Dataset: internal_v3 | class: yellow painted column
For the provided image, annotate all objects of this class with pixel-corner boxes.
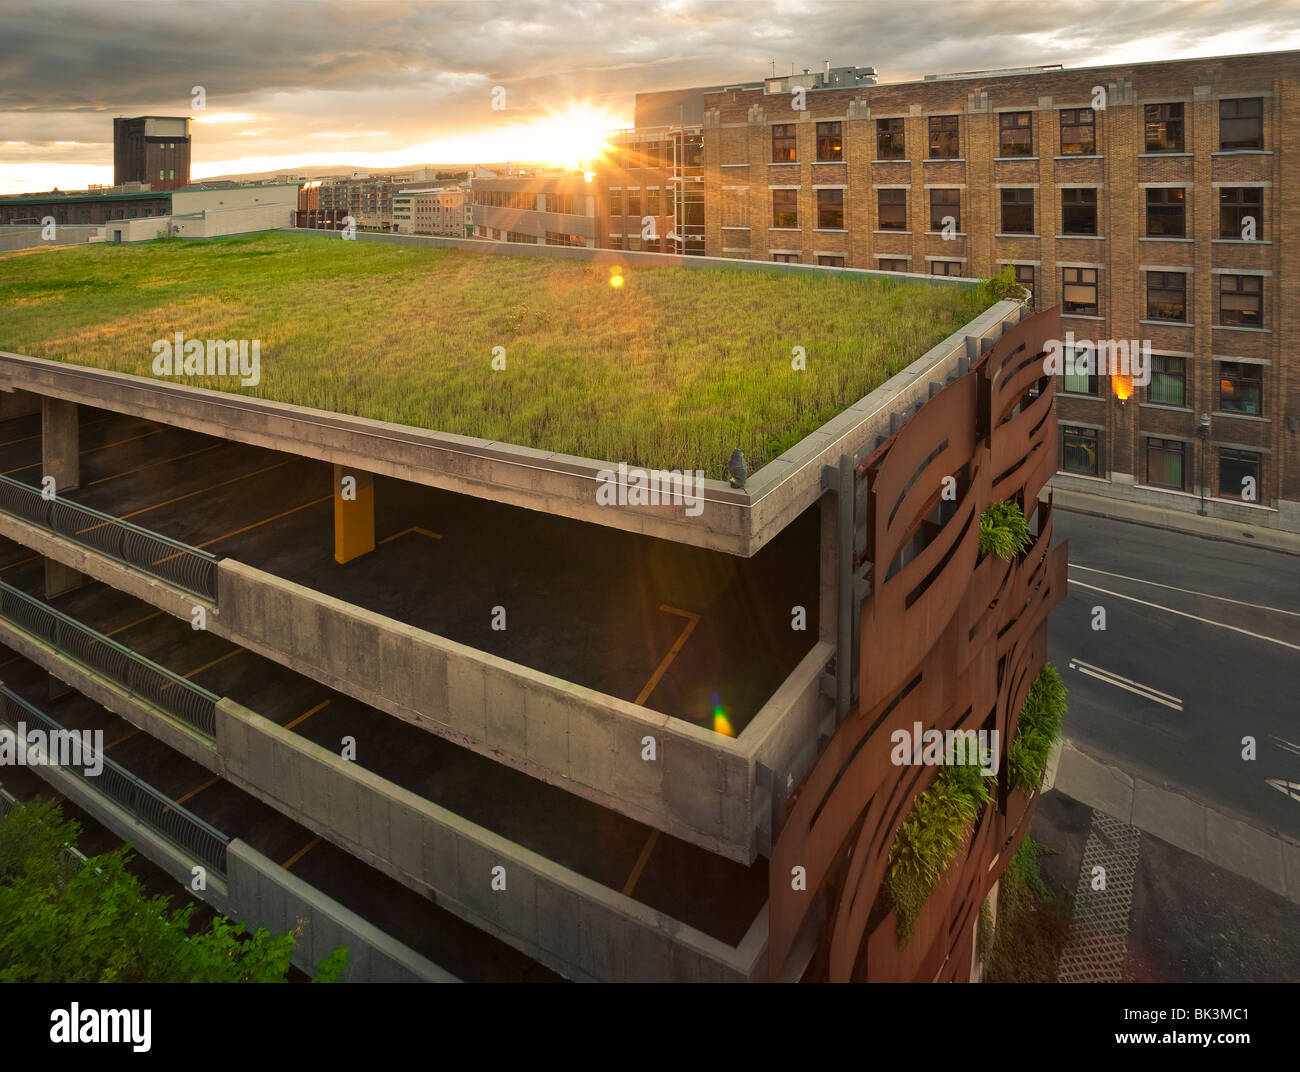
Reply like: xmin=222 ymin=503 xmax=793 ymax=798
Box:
xmin=333 ymin=465 xmax=375 ymax=564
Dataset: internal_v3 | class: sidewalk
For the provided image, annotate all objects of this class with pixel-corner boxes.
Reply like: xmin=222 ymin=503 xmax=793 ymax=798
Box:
xmin=1048 ymin=737 xmax=1300 ymax=904
xmin=1050 ymin=485 xmax=1300 ymax=556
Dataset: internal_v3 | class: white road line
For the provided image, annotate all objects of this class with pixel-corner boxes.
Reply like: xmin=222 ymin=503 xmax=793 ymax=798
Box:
xmin=1067 ymin=659 xmax=1184 ymax=711
xmin=1068 ymin=579 xmax=1300 ymax=654
xmin=1069 ymin=564 xmax=1300 ymax=619
xmin=1265 ymin=779 xmax=1300 ymax=804
xmin=1269 ymin=735 xmax=1300 ymax=759
xmin=1068 ymin=657 xmax=1183 ymax=703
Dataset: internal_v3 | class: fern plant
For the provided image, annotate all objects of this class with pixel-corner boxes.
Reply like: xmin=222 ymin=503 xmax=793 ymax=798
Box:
xmin=979 ymin=499 xmax=1032 ymax=559
xmin=1007 ymin=664 xmax=1067 ymax=792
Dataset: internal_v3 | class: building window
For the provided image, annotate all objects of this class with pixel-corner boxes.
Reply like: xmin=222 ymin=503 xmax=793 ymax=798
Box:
xmin=877 ymin=118 xmax=905 ymax=160
xmin=930 ymin=260 xmax=962 ymax=277
xmin=1218 ymin=274 xmax=1263 ymax=327
xmin=1149 ymin=355 xmax=1187 ymax=406
xmin=928 ymin=115 xmax=959 ymax=158
xmin=877 ymin=258 xmax=908 ymax=273
xmin=929 ymin=188 xmax=960 ymax=232
xmin=1219 ymin=187 xmax=1261 ymax=239
xmin=772 ymin=189 xmax=798 ymax=227
xmin=1000 ymin=188 xmax=1034 ymax=233
xmin=608 ymin=235 xmax=624 ymax=250
xmin=998 ymin=111 xmax=1033 ymax=157
xmin=1218 ymin=361 xmax=1262 ymax=415
xmin=773 ymin=253 xmax=800 ymax=263
xmin=1146 ymin=438 xmax=1186 ymax=490
xmin=772 ymin=124 xmax=797 ymax=163
xmin=1062 ymin=426 xmax=1100 ymax=476
xmin=627 ymin=190 xmax=640 ymax=218
xmin=645 ymin=189 xmax=660 ymax=217
xmin=1146 ymin=271 xmax=1187 ymax=322
xmin=1061 ymin=188 xmax=1098 ymax=235
xmin=1063 ymin=267 xmax=1099 ymax=315
xmin=57 ymin=211 xmax=68 ymax=224
xmin=544 ymin=232 xmax=587 ymax=247
xmin=169 ymin=170 xmax=175 ymax=180
xmin=1218 ymin=449 xmax=1261 ymax=501
xmin=159 ymin=170 xmax=165 ymax=181
xmin=816 ymin=188 xmax=844 ymax=229
xmin=1144 ymin=103 xmax=1185 ymax=152
xmin=877 ymin=188 xmax=907 ymax=231
xmin=1014 ymin=264 xmax=1035 ymax=304
xmin=818 ymin=255 xmax=845 ymax=267
xmin=1146 ymin=187 xmax=1186 ymax=237
xmin=607 ymin=191 xmax=622 ymax=218
xmin=1059 ymin=108 xmax=1096 ymax=155
xmin=1063 ymin=346 xmax=1099 ymax=396
xmin=1219 ymin=97 xmax=1263 ymax=150
xmin=816 ymin=121 xmax=843 ymax=162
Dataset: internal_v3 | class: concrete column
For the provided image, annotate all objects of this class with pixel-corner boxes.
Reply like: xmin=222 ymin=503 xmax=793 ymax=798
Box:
xmin=818 ymin=492 xmax=837 ymax=646
xmin=41 ymin=397 xmax=79 ymax=493
xmin=42 ymin=399 xmax=83 ymax=598
xmin=333 ymin=465 xmax=375 ymax=565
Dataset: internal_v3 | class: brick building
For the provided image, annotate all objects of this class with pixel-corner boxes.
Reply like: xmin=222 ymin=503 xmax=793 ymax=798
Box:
xmin=469 ymin=173 xmax=599 ymax=246
xmin=690 ymin=51 xmax=1300 ymax=529
xmin=112 ymin=116 xmax=191 ymax=191
xmin=392 ymin=185 xmax=467 ymax=236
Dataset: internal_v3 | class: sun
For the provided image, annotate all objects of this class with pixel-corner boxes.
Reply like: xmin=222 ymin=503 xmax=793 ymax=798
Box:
xmin=524 ymin=102 xmax=619 ymax=169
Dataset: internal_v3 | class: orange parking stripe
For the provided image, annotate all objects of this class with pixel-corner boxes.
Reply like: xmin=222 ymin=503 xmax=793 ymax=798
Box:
xmin=282 ymin=836 xmax=322 ymax=870
xmin=378 ymin=525 xmax=443 ymax=545
xmin=191 ymin=494 xmax=331 ymax=550
xmin=0 ymin=555 xmax=38 ymax=573
xmin=285 ymin=700 xmax=330 ymax=731
xmin=174 ymin=776 xmax=220 ymax=806
xmin=87 ymin=441 xmax=224 ymax=486
xmin=621 ymin=829 xmax=661 ymax=897
xmin=105 ymin=727 xmax=139 ymax=749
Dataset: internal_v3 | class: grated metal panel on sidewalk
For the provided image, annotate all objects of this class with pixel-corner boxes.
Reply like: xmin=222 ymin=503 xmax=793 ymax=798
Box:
xmin=1057 ymin=809 xmax=1141 ymax=983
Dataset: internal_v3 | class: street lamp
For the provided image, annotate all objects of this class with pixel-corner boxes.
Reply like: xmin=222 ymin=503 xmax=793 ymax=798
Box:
xmin=1198 ymin=413 xmax=1211 ymax=515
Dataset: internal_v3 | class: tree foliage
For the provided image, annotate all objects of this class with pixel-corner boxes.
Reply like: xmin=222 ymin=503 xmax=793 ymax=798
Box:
xmin=979 ymin=499 xmax=1033 ymax=559
xmin=0 ymin=798 xmax=347 ymax=982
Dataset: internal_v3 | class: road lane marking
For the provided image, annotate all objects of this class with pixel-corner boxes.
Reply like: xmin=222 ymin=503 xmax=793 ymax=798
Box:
xmin=1066 ymin=658 xmax=1182 ymax=703
xmin=282 ymin=836 xmax=322 ymax=870
xmin=1269 ymin=735 xmax=1300 ymax=759
xmin=1069 ymin=564 xmax=1300 ymax=619
xmin=1067 ymin=658 xmax=1183 ymax=712
xmin=1068 ymin=579 xmax=1300 ymax=653
xmin=1265 ymin=779 xmax=1300 ymax=804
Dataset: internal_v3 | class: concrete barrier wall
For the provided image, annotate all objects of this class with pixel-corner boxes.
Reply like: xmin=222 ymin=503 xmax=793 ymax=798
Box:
xmin=216 ymin=698 xmax=761 ymax=982
xmin=216 ymin=558 xmax=756 ymax=862
xmin=0 ymin=615 xmax=218 ymax=769
xmin=0 ymin=224 xmax=104 ymax=252
xmin=225 ymin=839 xmax=458 ymax=982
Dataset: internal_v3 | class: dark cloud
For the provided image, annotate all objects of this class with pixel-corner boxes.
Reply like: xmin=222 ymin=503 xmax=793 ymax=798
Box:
xmin=1 ymin=0 xmax=1298 ymax=180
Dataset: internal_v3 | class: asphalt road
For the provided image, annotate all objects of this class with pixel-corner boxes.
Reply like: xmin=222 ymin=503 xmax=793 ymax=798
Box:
xmin=1048 ymin=507 xmax=1300 ymax=841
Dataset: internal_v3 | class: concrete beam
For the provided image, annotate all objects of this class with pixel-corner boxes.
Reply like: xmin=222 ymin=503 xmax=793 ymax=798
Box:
xmin=40 ymin=398 xmax=83 ymax=598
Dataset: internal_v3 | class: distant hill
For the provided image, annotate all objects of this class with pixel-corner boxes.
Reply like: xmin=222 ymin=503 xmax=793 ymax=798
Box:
xmin=193 ymin=162 xmax=515 ymax=184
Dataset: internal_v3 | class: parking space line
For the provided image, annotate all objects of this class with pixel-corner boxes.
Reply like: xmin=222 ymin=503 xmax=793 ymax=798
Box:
xmin=1 ymin=425 xmax=163 ymax=476
xmin=282 ymin=835 xmax=322 ymax=870
xmin=87 ymin=441 xmax=224 ymax=487
xmin=634 ymin=605 xmax=701 ymax=706
xmin=161 ymin=648 xmax=245 ymax=688
xmin=378 ymin=526 xmax=443 ymax=545
xmin=0 ymin=556 xmax=38 ymax=573
xmin=621 ymin=829 xmax=660 ymax=897
xmin=285 ymin=699 xmax=330 ymax=731
xmin=623 ymin=604 xmax=702 ymax=898
xmin=103 ymin=610 xmax=164 ymax=637
xmin=110 ymin=459 xmax=297 ymax=524
xmin=188 ymin=494 xmax=332 ymax=551
xmin=173 ymin=776 xmax=220 ymax=806
xmin=105 ymin=727 xmax=139 ymax=749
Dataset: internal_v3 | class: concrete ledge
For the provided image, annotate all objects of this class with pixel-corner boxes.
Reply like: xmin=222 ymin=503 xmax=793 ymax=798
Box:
xmin=0 ymin=615 xmax=218 ymax=769
xmin=225 ymin=839 xmax=459 ymax=982
xmin=216 ymin=698 xmax=763 ymax=982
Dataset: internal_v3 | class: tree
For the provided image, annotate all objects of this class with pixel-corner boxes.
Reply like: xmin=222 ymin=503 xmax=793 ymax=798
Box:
xmin=0 ymin=798 xmax=347 ymax=982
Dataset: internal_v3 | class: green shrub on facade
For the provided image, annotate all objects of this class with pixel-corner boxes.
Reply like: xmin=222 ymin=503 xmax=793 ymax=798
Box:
xmin=978 ymin=499 xmax=1032 ymax=559
xmin=1007 ymin=664 xmax=1067 ymax=792
xmin=886 ymin=750 xmax=993 ymax=944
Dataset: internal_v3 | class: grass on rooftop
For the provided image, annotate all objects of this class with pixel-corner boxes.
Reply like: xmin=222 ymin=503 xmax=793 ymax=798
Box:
xmin=0 ymin=231 xmax=997 ymax=474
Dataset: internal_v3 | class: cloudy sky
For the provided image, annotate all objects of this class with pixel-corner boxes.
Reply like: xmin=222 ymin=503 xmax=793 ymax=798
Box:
xmin=2 ymin=0 xmax=1299 ymax=193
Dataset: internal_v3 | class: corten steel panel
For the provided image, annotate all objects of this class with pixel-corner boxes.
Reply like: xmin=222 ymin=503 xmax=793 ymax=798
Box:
xmin=769 ymin=307 xmax=1068 ymax=982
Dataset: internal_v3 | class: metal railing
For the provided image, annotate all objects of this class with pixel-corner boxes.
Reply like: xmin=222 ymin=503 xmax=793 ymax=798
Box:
xmin=0 ymin=688 xmax=229 ymax=877
xmin=0 ymin=581 xmax=218 ymax=738
xmin=0 ymin=474 xmax=218 ymax=599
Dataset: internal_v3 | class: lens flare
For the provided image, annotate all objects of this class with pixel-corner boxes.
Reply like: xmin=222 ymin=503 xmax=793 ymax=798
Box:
xmin=712 ymin=693 xmax=735 ymax=737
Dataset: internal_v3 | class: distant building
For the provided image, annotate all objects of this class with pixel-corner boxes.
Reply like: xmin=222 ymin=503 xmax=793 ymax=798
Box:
xmin=469 ymin=173 xmax=598 ymax=246
xmin=392 ymin=186 xmax=467 ymax=236
xmin=113 ymin=116 xmax=191 ymax=191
